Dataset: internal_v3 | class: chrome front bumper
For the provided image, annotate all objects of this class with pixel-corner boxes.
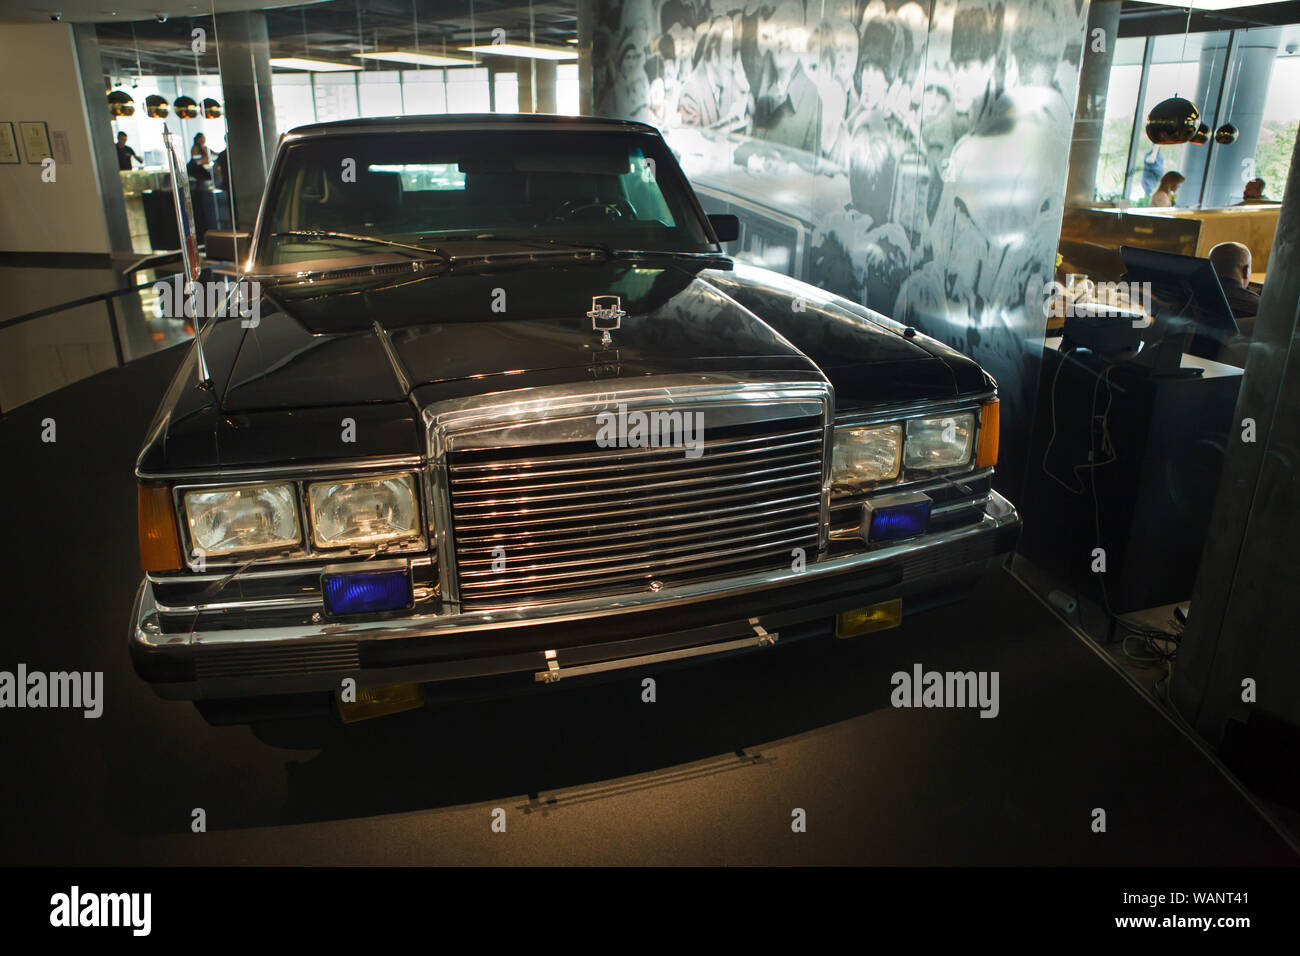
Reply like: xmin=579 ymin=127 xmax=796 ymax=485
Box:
xmin=130 ymin=490 xmax=1020 ymax=701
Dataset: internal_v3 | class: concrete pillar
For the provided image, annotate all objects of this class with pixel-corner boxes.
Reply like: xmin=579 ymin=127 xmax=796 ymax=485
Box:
xmin=71 ymin=23 xmax=133 ymax=257
xmin=535 ymin=60 xmax=557 ymax=114
xmin=213 ymin=11 xmax=278 ymax=231
xmin=516 ymin=58 xmax=535 ymax=113
xmin=1178 ymin=31 xmax=1233 ymax=208
xmin=589 ymin=0 xmax=655 ymax=121
xmin=577 ymin=0 xmax=595 ymax=116
xmin=1065 ymin=0 xmax=1122 ymax=206
xmin=1202 ymin=28 xmax=1281 ymax=209
xmin=1173 ymin=118 xmax=1300 ymax=746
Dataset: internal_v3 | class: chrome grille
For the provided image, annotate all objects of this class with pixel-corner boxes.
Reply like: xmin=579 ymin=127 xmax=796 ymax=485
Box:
xmin=448 ymin=418 xmax=825 ymax=607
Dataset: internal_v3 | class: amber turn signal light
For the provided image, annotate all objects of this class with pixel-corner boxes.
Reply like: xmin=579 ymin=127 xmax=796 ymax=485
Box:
xmin=138 ymin=483 xmax=183 ymax=572
xmin=976 ymin=399 xmax=1000 ymax=469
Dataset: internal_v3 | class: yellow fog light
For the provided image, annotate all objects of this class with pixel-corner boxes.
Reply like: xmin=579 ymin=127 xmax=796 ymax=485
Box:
xmin=835 ymin=599 xmax=903 ymax=638
xmin=336 ymin=682 xmax=425 ymax=723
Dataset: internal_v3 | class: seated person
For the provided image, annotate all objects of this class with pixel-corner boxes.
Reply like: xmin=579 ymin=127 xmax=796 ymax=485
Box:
xmin=1207 ymin=241 xmax=1260 ymax=324
xmin=1149 ymin=171 xmax=1185 ymax=207
xmin=1237 ymin=178 xmax=1271 ymax=205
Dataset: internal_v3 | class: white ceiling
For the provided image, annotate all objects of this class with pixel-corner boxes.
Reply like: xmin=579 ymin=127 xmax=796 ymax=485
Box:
xmin=0 ymin=0 xmax=313 ymax=25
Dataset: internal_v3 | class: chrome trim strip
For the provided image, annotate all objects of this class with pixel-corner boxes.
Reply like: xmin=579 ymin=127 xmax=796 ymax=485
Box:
xmin=454 ymin=499 xmax=817 ymax=549
xmin=456 ymin=514 xmax=815 ymax=568
xmin=534 ymin=627 xmax=779 ymax=683
xmin=148 ymin=554 xmax=434 ymax=585
xmin=447 ymin=430 xmax=822 ymax=478
xmin=372 ymin=319 xmax=412 ymax=395
xmin=452 ymin=470 xmax=821 ymax=524
xmin=931 ymin=495 xmax=990 ymax=516
xmin=460 ymin=528 xmax=817 ymax=588
xmin=452 ymin=455 xmax=819 ymax=501
xmin=134 ymin=490 xmax=1018 ymax=650
xmin=829 ymin=467 xmax=994 ymax=509
xmin=155 ymin=594 xmax=321 ymax=615
xmin=428 ymin=455 xmax=460 ymax=615
xmin=138 ymin=454 xmax=425 ymax=482
xmin=834 ymin=392 xmax=995 ymax=427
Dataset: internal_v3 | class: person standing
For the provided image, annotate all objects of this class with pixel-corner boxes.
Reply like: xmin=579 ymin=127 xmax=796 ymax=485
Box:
xmin=115 ymin=131 xmax=142 ymax=170
xmin=1140 ymin=146 xmax=1165 ymax=198
xmin=191 ymin=133 xmax=211 ymax=167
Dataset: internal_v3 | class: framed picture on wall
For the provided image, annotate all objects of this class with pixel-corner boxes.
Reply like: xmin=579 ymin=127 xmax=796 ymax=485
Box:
xmin=0 ymin=122 xmax=18 ymax=164
xmin=19 ymin=121 xmax=51 ymax=164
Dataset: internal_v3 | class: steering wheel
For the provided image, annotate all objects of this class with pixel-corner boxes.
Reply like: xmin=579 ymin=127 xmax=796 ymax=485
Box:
xmin=547 ymin=198 xmax=635 ymax=223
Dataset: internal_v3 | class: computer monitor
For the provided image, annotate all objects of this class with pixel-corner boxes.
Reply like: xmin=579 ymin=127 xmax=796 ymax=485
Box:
xmin=1119 ymin=246 xmax=1240 ymax=369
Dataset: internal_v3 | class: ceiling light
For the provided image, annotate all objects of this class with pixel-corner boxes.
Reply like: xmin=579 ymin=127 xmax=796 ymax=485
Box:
xmin=458 ymin=43 xmax=578 ymax=61
xmin=354 ymin=50 xmax=475 ymax=67
xmin=269 ymin=57 xmax=362 ymax=72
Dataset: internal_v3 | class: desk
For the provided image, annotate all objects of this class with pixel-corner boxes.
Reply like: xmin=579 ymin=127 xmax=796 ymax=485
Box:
xmin=1018 ymin=340 xmax=1242 ymax=613
xmin=1059 ymin=204 xmax=1281 ymax=282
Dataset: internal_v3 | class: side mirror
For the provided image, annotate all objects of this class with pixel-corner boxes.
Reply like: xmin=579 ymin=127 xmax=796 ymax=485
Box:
xmin=708 ymin=214 xmax=739 ymax=244
xmin=204 ymin=230 xmax=251 ymax=265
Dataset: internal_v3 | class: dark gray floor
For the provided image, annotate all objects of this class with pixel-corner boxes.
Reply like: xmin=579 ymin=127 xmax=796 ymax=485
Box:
xmin=0 ymin=346 xmax=1295 ymax=865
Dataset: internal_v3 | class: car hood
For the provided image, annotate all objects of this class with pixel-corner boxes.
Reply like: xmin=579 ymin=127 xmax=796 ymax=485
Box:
xmin=217 ymin=258 xmax=963 ymax=413
xmin=219 ymin=259 xmax=820 ymax=412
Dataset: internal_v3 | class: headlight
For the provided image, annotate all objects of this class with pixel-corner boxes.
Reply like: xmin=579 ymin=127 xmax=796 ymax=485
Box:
xmin=904 ymin=413 xmax=974 ymax=471
xmin=184 ymin=483 xmax=301 ymax=558
xmin=831 ymin=424 xmax=903 ymax=493
xmin=307 ymin=473 xmax=420 ymax=549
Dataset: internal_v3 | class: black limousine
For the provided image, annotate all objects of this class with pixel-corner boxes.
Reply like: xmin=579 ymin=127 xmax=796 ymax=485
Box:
xmin=130 ymin=115 xmax=1019 ymax=726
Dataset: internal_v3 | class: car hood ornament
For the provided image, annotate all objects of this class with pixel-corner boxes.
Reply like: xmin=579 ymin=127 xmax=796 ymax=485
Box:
xmin=588 ymin=294 xmax=626 ymax=346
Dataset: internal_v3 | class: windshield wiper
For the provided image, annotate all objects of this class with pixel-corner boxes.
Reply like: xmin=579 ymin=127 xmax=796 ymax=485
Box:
xmin=419 ymin=232 xmax=614 ymax=258
xmin=419 ymin=233 xmax=729 ymax=266
xmin=269 ymin=230 xmax=450 ymax=263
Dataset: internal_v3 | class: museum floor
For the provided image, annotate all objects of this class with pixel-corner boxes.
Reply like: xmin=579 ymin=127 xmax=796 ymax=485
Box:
xmin=0 ymin=345 xmax=1296 ymax=866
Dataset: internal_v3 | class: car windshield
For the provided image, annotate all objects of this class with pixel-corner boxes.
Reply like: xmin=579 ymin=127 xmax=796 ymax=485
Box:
xmin=258 ymin=128 xmax=715 ymax=267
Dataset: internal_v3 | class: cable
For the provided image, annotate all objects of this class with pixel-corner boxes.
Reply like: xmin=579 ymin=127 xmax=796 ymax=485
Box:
xmin=1040 ymin=345 xmax=1088 ymax=495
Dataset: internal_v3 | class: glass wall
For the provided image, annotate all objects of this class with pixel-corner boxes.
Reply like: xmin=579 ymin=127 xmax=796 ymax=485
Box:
xmin=1252 ymin=25 xmax=1300 ymax=200
xmin=1089 ymin=23 xmax=1300 ymax=209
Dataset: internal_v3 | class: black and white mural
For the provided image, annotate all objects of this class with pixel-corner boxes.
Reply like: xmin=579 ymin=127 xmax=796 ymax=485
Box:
xmin=592 ymin=0 xmax=1089 ymax=498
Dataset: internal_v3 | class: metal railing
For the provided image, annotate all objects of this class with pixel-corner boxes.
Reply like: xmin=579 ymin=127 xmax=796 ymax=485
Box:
xmin=0 ymin=253 xmax=192 ymax=415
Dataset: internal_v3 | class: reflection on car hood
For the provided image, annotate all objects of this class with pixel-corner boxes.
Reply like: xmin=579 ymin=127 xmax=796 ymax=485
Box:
xmin=218 ymin=259 xmax=955 ymax=412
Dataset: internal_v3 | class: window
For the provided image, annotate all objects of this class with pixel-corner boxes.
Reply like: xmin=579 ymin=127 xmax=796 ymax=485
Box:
xmin=445 ymin=67 xmax=491 ymax=112
xmin=358 ymin=70 xmax=403 ymax=117
xmin=273 ymin=73 xmax=316 ymax=133
xmin=557 ymin=63 xmax=580 ymax=116
xmin=368 ymin=163 xmax=466 ymax=191
xmin=1131 ymin=33 xmax=1212 ymax=205
xmin=312 ymin=72 xmax=359 ymax=123
xmin=259 ymin=130 xmax=714 ymax=267
xmin=620 ymin=150 xmax=675 ymax=225
xmin=494 ymin=72 xmax=519 ymax=113
xmin=1094 ymin=37 xmax=1144 ymax=202
xmin=402 ymin=72 xmax=447 ymax=114
xmin=1252 ymin=25 xmax=1300 ymax=202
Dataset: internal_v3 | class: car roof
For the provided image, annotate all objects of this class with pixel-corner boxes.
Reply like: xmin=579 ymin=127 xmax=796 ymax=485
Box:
xmin=283 ymin=113 xmax=661 ymax=140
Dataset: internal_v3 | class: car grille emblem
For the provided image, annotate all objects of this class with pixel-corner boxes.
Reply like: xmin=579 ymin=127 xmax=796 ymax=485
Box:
xmin=588 ymin=294 xmax=626 ymax=346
